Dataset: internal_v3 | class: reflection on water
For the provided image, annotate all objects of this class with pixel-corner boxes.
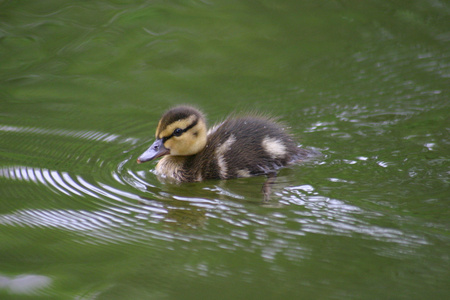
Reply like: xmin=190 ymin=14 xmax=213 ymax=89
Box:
xmin=0 ymin=274 xmax=51 ymax=295
xmin=0 ymin=159 xmax=429 ymax=253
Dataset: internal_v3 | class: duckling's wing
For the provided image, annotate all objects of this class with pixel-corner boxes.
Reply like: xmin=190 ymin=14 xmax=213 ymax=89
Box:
xmin=198 ymin=117 xmax=301 ymax=180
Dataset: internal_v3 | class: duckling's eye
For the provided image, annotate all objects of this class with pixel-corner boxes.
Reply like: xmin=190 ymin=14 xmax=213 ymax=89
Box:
xmin=173 ymin=128 xmax=183 ymax=137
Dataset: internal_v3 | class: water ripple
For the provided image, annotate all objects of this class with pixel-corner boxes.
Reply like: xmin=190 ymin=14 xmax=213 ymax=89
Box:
xmin=0 ymin=124 xmax=138 ymax=144
xmin=0 ymin=274 xmax=51 ymax=295
xmin=0 ymin=158 xmax=430 ymax=255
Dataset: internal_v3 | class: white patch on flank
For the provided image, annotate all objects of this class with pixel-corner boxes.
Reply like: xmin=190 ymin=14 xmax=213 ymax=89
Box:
xmin=237 ymin=169 xmax=251 ymax=178
xmin=262 ymin=136 xmax=286 ymax=159
xmin=215 ymin=134 xmax=236 ymax=179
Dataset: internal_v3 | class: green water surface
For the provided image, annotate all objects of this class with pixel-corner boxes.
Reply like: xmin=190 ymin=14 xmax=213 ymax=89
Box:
xmin=1 ymin=0 xmax=449 ymax=299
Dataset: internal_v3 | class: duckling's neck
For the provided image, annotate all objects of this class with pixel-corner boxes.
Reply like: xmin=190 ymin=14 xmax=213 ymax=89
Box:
xmin=156 ymin=155 xmax=192 ymax=181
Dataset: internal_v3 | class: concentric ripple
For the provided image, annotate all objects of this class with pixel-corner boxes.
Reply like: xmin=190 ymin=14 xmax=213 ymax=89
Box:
xmin=0 ymin=93 xmax=441 ymax=254
xmin=0 ymin=158 xmax=429 ymax=254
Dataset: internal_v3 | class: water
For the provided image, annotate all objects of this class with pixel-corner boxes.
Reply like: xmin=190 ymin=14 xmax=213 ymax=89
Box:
xmin=1 ymin=0 xmax=449 ymax=299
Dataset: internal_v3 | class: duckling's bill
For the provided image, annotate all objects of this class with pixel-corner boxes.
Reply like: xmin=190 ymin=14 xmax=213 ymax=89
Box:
xmin=137 ymin=138 xmax=169 ymax=164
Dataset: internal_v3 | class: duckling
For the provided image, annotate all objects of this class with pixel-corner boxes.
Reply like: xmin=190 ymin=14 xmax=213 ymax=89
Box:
xmin=137 ymin=106 xmax=309 ymax=197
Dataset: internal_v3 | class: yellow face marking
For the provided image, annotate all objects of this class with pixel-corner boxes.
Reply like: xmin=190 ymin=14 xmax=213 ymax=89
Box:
xmin=155 ymin=119 xmax=163 ymax=138
xmin=157 ymin=115 xmax=197 ymax=139
xmin=156 ymin=116 xmax=207 ymax=156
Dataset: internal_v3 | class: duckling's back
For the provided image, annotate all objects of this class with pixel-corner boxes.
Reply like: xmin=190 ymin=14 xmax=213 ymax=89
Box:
xmin=183 ymin=116 xmax=306 ymax=181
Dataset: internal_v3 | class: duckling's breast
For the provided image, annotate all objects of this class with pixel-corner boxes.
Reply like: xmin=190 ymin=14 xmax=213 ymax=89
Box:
xmin=155 ymin=156 xmax=188 ymax=181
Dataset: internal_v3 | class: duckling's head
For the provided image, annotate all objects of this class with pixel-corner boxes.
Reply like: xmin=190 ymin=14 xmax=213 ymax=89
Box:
xmin=137 ymin=106 xmax=207 ymax=163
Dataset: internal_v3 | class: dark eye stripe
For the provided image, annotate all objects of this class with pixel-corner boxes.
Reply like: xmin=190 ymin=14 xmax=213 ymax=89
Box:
xmin=162 ymin=118 xmax=198 ymax=143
